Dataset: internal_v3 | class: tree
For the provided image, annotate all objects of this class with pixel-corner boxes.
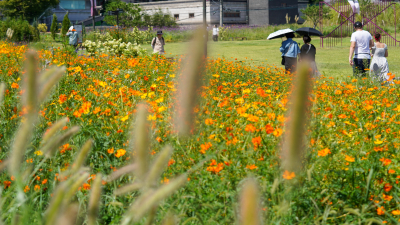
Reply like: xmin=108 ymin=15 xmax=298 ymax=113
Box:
xmin=61 ymin=11 xmax=71 ymax=39
xmin=0 ymin=0 xmax=59 ymax=22
xmin=50 ymin=13 xmax=58 ymax=40
xmin=103 ymin=0 xmax=143 ymax=27
xmin=301 ymin=5 xmax=331 ymax=29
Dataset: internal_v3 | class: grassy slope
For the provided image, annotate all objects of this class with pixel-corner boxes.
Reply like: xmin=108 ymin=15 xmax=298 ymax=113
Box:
xmin=144 ymin=38 xmax=400 ymax=80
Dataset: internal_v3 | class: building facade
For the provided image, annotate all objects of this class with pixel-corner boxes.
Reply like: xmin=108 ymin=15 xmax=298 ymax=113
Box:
xmin=129 ymin=0 xmax=299 ymax=26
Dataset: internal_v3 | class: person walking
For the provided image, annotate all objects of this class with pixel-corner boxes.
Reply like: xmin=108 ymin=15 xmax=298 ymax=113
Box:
xmin=370 ymin=33 xmax=390 ymax=82
xmin=66 ymin=26 xmax=79 ymax=49
xmin=151 ymin=30 xmax=165 ymax=54
xmin=280 ymin=33 xmax=300 ymax=73
xmin=299 ymin=35 xmax=320 ymax=77
xmin=213 ymin=25 xmax=219 ymax=42
xmin=349 ymin=21 xmax=374 ymax=77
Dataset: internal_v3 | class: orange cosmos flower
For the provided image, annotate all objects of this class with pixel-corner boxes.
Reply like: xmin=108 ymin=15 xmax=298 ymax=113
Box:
xmin=34 ymin=185 xmax=40 ymax=191
xmin=377 ymin=206 xmax=385 ymax=215
xmin=265 ymin=124 xmax=274 ymax=134
xmin=42 ymin=179 xmax=48 ymax=185
xmin=282 ymin=171 xmax=296 ymax=180
xmin=11 ymin=82 xmax=19 ymax=89
xmin=392 ymin=210 xmax=400 ymax=216
xmin=58 ymin=94 xmax=67 ymax=104
xmin=200 ymin=142 xmax=212 ymax=154
xmin=379 ymin=157 xmax=391 ymax=166
xmin=115 ymin=149 xmax=126 ymax=158
xmin=388 ymin=169 xmax=395 ymax=174
xmin=344 ymin=155 xmax=355 ymax=162
xmin=382 ymin=193 xmax=392 ymax=201
xmin=384 ymin=183 xmax=392 ymax=192
xmin=245 ymin=124 xmax=256 ymax=132
xmin=168 ymin=159 xmax=175 ymax=166
xmin=24 ymin=185 xmax=30 ymax=193
xmin=246 ymin=164 xmax=257 ymax=170
xmin=318 ymin=148 xmax=331 ymax=157
xmin=3 ymin=181 xmax=11 ymax=189
xmin=247 ymin=115 xmax=259 ymax=122
xmin=205 ymin=119 xmax=215 ymax=125
xmin=83 ymin=183 xmax=91 ymax=190
xmin=338 ymin=114 xmax=347 ymax=119
xmin=251 ymin=136 xmax=262 ymax=149
xmin=273 ymin=128 xmax=283 ymax=137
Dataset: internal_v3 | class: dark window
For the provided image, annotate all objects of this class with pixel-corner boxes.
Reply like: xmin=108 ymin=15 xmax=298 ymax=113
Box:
xmin=224 ymin=12 xmax=240 ymax=18
xmin=189 ymin=13 xmax=195 ymax=18
xmin=174 ymin=14 xmax=179 ymax=20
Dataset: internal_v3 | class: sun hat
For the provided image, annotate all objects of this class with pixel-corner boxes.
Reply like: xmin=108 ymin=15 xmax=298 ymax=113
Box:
xmin=354 ymin=21 xmax=363 ymax=28
xmin=157 ymin=30 xmax=163 ymax=35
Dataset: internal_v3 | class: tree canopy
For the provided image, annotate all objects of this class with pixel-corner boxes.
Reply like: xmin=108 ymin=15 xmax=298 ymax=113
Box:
xmin=301 ymin=5 xmax=331 ymax=29
xmin=103 ymin=0 xmax=142 ymax=27
xmin=0 ymin=0 xmax=59 ymax=22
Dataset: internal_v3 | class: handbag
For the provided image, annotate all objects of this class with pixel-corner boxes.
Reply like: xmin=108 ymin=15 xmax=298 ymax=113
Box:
xmin=281 ymin=41 xmax=294 ymax=65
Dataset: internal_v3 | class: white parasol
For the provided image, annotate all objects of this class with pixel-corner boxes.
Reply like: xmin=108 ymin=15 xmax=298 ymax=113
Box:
xmin=267 ymin=29 xmax=295 ymax=40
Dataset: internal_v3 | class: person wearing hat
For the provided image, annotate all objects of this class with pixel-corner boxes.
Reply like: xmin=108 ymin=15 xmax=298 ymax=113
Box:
xmin=151 ymin=31 xmax=165 ymax=54
xmin=66 ymin=26 xmax=79 ymax=49
xmin=349 ymin=21 xmax=374 ymax=77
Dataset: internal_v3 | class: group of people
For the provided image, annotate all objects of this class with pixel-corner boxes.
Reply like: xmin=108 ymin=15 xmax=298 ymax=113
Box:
xmin=280 ymin=21 xmax=390 ymax=82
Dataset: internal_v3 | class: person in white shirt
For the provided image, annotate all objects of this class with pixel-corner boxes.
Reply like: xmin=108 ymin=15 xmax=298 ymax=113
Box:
xmin=213 ymin=25 xmax=219 ymax=42
xmin=349 ymin=21 xmax=374 ymax=77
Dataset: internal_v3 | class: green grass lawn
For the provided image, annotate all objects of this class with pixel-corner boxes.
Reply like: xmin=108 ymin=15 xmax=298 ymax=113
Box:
xmin=144 ymin=38 xmax=400 ymax=80
xmin=31 ymin=34 xmax=400 ymax=80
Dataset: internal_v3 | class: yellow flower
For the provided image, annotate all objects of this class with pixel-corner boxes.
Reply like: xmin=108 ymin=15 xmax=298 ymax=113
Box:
xmin=282 ymin=170 xmax=295 ymax=180
xmin=147 ymin=114 xmax=156 ymax=121
xmin=374 ymin=139 xmax=383 ymax=145
xmin=34 ymin=150 xmax=43 ymax=156
xmin=121 ymin=115 xmax=129 ymax=122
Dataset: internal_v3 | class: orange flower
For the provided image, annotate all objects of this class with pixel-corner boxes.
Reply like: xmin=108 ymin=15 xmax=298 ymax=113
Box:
xmin=168 ymin=159 xmax=175 ymax=166
xmin=200 ymin=142 xmax=212 ymax=154
xmin=379 ymin=157 xmax=391 ymax=166
xmin=107 ymin=147 xmax=114 ymax=154
xmin=83 ymin=183 xmax=91 ymax=190
xmin=251 ymin=136 xmax=262 ymax=149
xmin=384 ymin=183 xmax=392 ymax=192
xmin=388 ymin=169 xmax=395 ymax=174
xmin=265 ymin=124 xmax=274 ymax=134
xmin=273 ymin=128 xmax=283 ymax=137
xmin=42 ymin=179 xmax=48 ymax=185
xmin=377 ymin=206 xmax=385 ymax=215
xmin=318 ymin=148 xmax=331 ymax=157
xmin=115 ymin=149 xmax=126 ymax=158
xmin=205 ymin=119 xmax=215 ymax=125
xmin=392 ymin=210 xmax=400 ymax=216
xmin=247 ymin=115 xmax=259 ymax=122
xmin=344 ymin=155 xmax=355 ymax=162
xmin=246 ymin=164 xmax=257 ymax=170
xmin=338 ymin=114 xmax=347 ymax=119
xmin=3 ymin=180 xmax=11 ymax=189
xmin=58 ymin=94 xmax=67 ymax=104
xmin=11 ymin=82 xmax=19 ymax=89
xmin=24 ymin=185 xmax=30 ymax=193
xmin=382 ymin=193 xmax=392 ymax=201
xmin=245 ymin=124 xmax=256 ymax=132
xmin=282 ymin=171 xmax=296 ymax=180
xmin=34 ymin=185 xmax=40 ymax=191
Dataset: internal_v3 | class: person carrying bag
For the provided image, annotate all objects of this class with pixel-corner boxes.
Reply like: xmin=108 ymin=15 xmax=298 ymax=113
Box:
xmin=280 ymin=33 xmax=300 ymax=73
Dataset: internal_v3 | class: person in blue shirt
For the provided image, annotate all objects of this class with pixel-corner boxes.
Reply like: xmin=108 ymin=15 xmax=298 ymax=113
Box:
xmin=280 ymin=33 xmax=300 ymax=73
xmin=66 ymin=26 xmax=79 ymax=48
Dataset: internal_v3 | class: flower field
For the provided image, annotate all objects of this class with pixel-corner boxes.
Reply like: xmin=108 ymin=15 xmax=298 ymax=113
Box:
xmin=1 ymin=40 xmax=400 ymax=224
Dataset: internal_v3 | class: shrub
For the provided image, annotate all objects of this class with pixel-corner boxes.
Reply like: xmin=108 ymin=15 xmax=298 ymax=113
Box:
xmin=50 ymin=14 xmax=58 ymax=40
xmin=0 ymin=19 xmax=34 ymax=42
xmin=61 ymin=12 xmax=71 ymax=37
xmin=38 ymin=23 xmax=48 ymax=33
